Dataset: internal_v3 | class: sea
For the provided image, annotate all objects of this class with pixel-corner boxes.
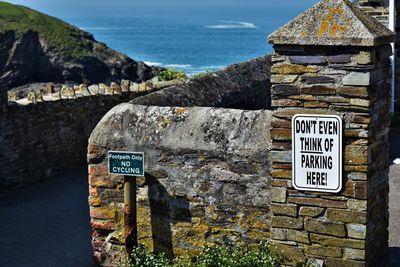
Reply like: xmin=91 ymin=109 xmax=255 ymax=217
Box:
xmin=36 ymin=4 xmax=318 ymax=74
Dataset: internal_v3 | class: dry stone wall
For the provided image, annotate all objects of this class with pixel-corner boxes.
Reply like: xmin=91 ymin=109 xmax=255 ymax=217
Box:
xmin=87 ymin=105 xmax=273 ymax=266
xmin=355 ymin=0 xmax=400 ymax=109
xmin=356 ymin=0 xmax=390 ymax=27
xmin=0 ymin=79 xmax=173 ymax=191
xmin=0 ymin=56 xmax=272 ymax=192
xmin=132 ymin=56 xmax=271 ymax=110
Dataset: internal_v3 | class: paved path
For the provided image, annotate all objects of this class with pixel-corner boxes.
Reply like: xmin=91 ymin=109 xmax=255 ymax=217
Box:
xmin=0 ymin=130 xmax=399 ymax=266
xmin=388 ymin=128 xmax=400 ymax=266
xmin=0 ymin=168 xmax=92 ymax=267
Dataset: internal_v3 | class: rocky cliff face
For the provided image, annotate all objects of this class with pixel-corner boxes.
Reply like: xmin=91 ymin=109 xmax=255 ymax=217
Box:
xmin=0 ymin=30 xmax=161 ymax=90
xmin=0 ymin=3 xmax=161 ymax=90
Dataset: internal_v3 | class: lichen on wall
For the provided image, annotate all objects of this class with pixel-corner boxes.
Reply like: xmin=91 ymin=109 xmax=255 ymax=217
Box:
xmin=88 ymin=104 xmax=273 ymax=266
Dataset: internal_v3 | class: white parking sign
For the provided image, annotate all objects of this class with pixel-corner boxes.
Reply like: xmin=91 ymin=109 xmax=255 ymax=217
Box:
xmin=292 ymin=114 xmax=343 ymax=193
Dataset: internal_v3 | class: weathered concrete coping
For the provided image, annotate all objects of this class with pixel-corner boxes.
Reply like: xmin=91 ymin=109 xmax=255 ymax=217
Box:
xmin=89 ymin=104 xmax=273 ymax=156
xmin=7 ymin=78 xmax=185 ymax=107
xmin=268 ymin=0 xmax=394 ymax=47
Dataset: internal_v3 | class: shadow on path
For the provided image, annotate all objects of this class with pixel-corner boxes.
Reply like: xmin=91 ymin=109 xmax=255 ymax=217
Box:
xmin=0 ymin=167 xmax=92 ymax=267
xmin=388 ymin=247 xmax=400 ymax=267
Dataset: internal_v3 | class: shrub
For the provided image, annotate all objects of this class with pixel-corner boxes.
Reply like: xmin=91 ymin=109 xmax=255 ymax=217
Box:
xmin=119 ymin=245 xmax=172 ymax=267
xmin=193 ymin=242 xmax=283 ymax=267
xmin=119 ymin=242 xmax=286 ymax=267
xmin=158 ymin=68 xmax=186 ymax=81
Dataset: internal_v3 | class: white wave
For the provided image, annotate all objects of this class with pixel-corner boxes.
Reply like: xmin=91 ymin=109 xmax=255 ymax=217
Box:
xmin=144 ymin=61 xmax=163 ymax=67
xmin=206 ymin=20 xmax=257 ymax=29
xmin=146 ymin=62 xmax=225 ymax=74
xmin=196 ymin=65 xmax=225 ymax=70
xmin=144 ymin=62 xmax=192 ymax=69
xmin=164 ymin=64 xmax=192 ymax=68
xmin=190 ymin=65 xmax=225 ymax=71
xmin=80 ymin=27 xmax=108 ymax=30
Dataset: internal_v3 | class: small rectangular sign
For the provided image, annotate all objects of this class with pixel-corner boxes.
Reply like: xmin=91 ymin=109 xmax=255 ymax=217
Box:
xmin=292 ymin=114 xmax=342 ymax=193
xmin=108 ymin=151 xmax=144 ymax=176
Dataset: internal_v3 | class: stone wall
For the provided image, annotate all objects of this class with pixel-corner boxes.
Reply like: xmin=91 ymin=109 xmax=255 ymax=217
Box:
xmin=356 ymin=0 xmax=390 ymax=27
xmin=0 ymin=56 xmax=272 ymax=192
xmin=87 ymin=105 xmax=273 ymax=266
xmin=132 ymin=56 xmax=271 ymax=110
xmin=0 ymin=90 xmax=6 ymax=113
xmin=0 ymin=80 xmax=163 ymax=191
xmin=355 ymin=0 xmax=400 ymax=110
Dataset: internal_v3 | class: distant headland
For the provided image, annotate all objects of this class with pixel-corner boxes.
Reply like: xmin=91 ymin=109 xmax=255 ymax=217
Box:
xmin=0 ymin=1 xmax=162 ymax=90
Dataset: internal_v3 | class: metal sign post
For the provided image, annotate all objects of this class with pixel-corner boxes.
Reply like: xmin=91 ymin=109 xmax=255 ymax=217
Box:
xmin=124 ymin=176 xmax=137 ymax=255
xmin=108 ymin=151 xmax=145 ymax=255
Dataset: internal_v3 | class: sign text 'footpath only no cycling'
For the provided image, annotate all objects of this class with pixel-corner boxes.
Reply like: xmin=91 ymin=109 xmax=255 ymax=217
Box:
xmin=108 ymin=151 xmax=144 ymax=176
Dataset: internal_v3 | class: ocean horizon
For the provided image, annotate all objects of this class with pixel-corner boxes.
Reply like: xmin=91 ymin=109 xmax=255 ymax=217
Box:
xmin=29 ymin=4 xmax=318 ymax=74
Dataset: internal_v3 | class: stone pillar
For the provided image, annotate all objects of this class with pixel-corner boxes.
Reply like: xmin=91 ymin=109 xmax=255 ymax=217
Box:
xmin=355 ymin=0 xmax=400 ymax=111
xmin=355 ymin=0 xmax=390 ymax=28
xmin=268 ymin=0 xmax=393 ymax=266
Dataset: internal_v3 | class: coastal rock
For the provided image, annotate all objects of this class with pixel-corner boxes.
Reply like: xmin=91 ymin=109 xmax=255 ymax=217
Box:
xmin=0 ymin=2 xmax=162 ymax=91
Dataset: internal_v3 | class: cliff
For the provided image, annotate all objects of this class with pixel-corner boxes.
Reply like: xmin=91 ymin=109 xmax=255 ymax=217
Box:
xmin=0 ymin=2 xmax=161 ymax=90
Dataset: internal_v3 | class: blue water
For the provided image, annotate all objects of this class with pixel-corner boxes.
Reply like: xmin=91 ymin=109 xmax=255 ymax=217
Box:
xmin=51 ymin=5 xmax=317 ymax=74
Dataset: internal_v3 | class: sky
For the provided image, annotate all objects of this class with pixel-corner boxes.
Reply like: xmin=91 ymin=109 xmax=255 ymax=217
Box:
xmin=7 ymin=0 xmax=320 ymax=8
xmin=4 ymin=0 xmax=321 ymax=20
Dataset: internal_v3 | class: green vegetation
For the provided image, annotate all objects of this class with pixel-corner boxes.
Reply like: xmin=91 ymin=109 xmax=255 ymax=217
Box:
xmin=391 ymin=112 xmax=400 ymax=128
xmin=119 ymin=242 xmax=288 ymax=267
xmin=119 ymin=245 xmax=172 ymax=267
xmin=193 ymin=70 xmax=217 ymax=78
xmin=158 ymin=68 xmax=186 ymax=81
xmin=0 ymin=1 xmax=93 ymax=58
